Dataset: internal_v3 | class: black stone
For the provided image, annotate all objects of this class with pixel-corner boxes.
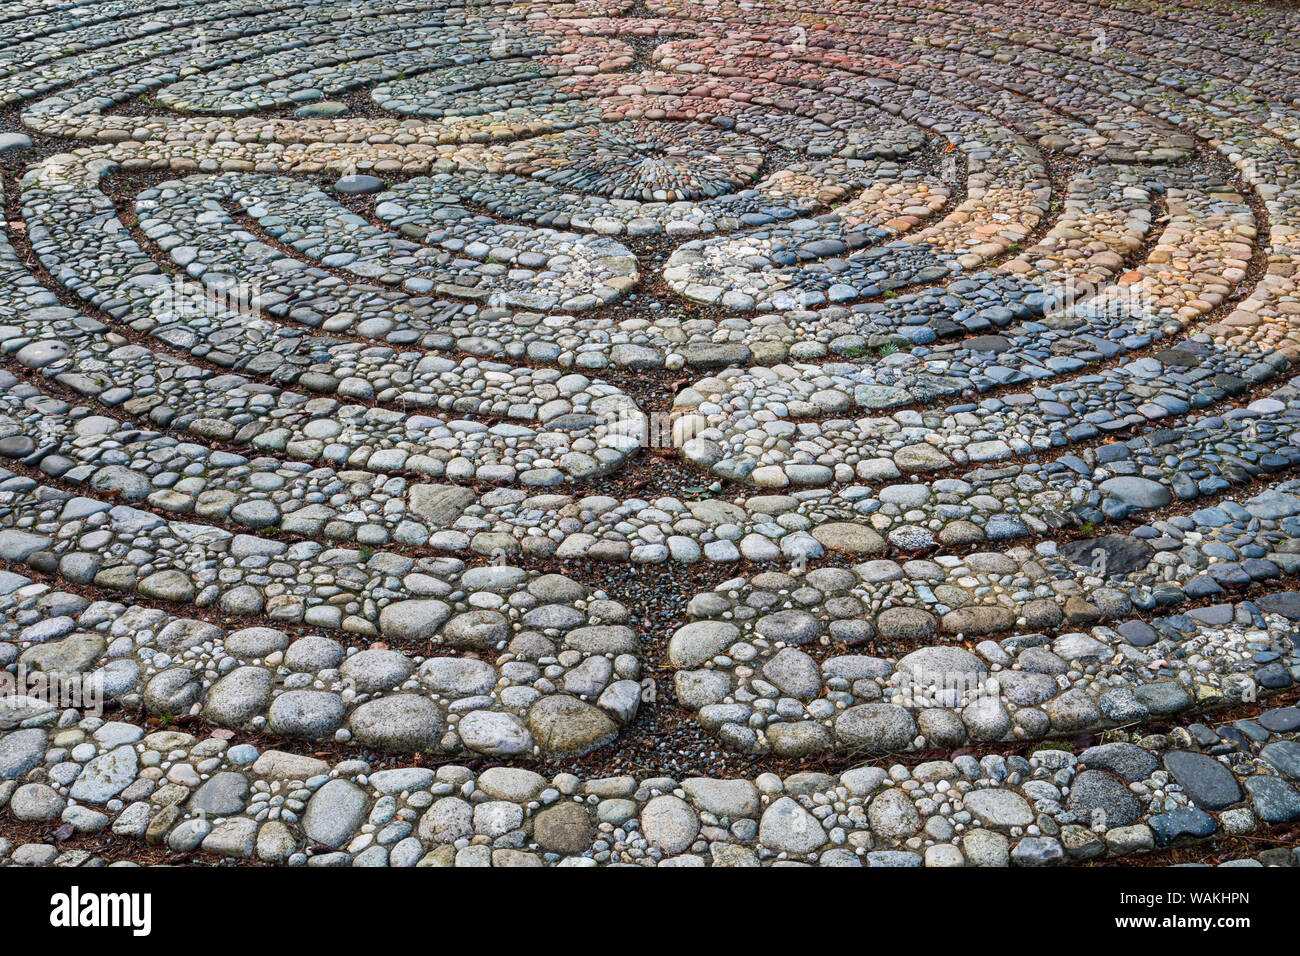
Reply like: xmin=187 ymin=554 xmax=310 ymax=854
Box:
xmin=1254 ymin=592 xmax=1300 ymax=620
xmin=0 ymin=436 xmax=36 ymax=458
xmin=964 ymin=335 xmax=1012 ymax=353
xmin=1149 ymin=807 xmax=1217 ymax=846
xmin=1163 ymin=751 xmax=1243 ymax=810
xmin=1258 ymin=707 xmax=1300 ymax=734
xmin=1079 ymin=742 xmax=1158 ymax=782
xmin=1244 ymin=776 xmax=1300 ymax=823
xmin=1059 ymin=535 xmax=1154 ymax=576
xmin=1116 ymin=620 xmax=1158 ymax=647
xmin=1255 ymin=662 xmax=1293 ymax=689
xmin=1155 ymin=348 xmax=1200 ymax=367
xmin=1068 ymin=770 xmax=1143 ymax=827
xmin=335 ymin=174 xmax=383 ymax=194
xmin=1232 ymin=719 xmax=1269 ymax=743
xmin=1261 ymin=741 xmax=1300 ymax=780
xmin=1216 ymin=727 xmax=1250 ymax=749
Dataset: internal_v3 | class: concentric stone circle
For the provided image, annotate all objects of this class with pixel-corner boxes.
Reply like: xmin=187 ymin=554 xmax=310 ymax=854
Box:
xmin=503 ymin=120 xmax=767 ymax=201
xmin=0 ymin=0 xmax=1298 ymax=870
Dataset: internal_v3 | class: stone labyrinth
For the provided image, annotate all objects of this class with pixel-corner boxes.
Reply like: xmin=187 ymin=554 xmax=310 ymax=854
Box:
xmin=0 ymin=0 xmax=1299 ymax=871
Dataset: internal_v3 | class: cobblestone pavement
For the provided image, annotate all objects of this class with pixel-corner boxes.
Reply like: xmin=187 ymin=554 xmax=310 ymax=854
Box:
xmin=1 ymin=0 xmax=1300 ymax=868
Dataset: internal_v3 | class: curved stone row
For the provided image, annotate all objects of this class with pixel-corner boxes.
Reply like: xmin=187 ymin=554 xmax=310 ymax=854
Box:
xmin=674 ymin=337 xmax=1283 ymax=489
xmin=673 ymin=594 xmax=1295 ymax=756
xmin=157 ymin=27 xmax=632 ymax=116
xmin=7 ymin=448 xmax=1300 ymax=692
xmin=10 ymin=0 xmax=1248 ymax=408
xmin=669 ymin=176 xmax=1233 ymax=423
xmin=642 ymin=28 xmax=1300 ymax=486
xmin=698 ymin=161 xmax=1155 ymax=355
xmin=0 ymin=575 xmax=640 ymax=758
xmin=650 ymin=18 xmax=1196 ymax=163
xmin=7 ymin=168 xmax=646 ymax=488
xmin=368 ymin=36 xmax=636 ymax=119
xmin=666 ymin=481 xmax=1300 ymax=752
xmin=0 ymin=0 xmax=1289 ymax=515
xmin=0 ymin=0 xmax=437 ymax=87
xmin=379 ymin=156 xmax=917 ymax=239
xmin=5 ymin=360 xmax=1300 ymax=563
xmin=1 ymin=649 xmax=1296 ymax=865
xmin=139 ymin=171 xmax=640 ymax=313
xmin=5 ymin=1 xmax=474 ymax=114
xmin=662 ymin=126 xmax=1048 ymax=311
xmin=639 ymin=6 xmax=1300 ymax=358
xmin=0 ymin=464 xmax=647 ymax=652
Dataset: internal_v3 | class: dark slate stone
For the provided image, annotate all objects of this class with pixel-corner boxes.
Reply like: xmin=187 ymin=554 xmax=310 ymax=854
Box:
xmin=1151 ymin=585 xmax=1187 ymax=607
xmin=1185 ymin=574 xmax=1222 ymax=598
xmin=1242 ymin=558 xmax=1280 ymax=581
xmin=1232 ymin=720 xmax=1269 ymax=743
xmin=1217 ymin=726 xmax=1250 ymax=749
xmin=1255 ymin=662 xmax=1293 ymax=689
xmin=1149 ymin=807 xmax=1218 ymax=846
xmin=1156 ymin=348 xmax=1200 ymax=367
xmin=1244 ymin=776 xmax=1300 ymax=823
xmin=1188 ymin=604 xmax=1233 ymax=626
xmin=335 ymin=174 xmax=383 ymax=194
xmin=1206 ymin=563 xmax=1250 ymax=586
xmin=1260 ymin=741 xmax=1300 ymax=780
xmin=1079 ymin=742 xmax=1159 ymax=782
xmin=1067 ymin=770 xmax=1143 ymax=827
xmin=1254 ymin=592 xmax=1300 ymax=620
xmin=1059 ymin=535 xmax=1153 ymax=576
xmin=1187 ymin=723 xmax=1218 ymax=748
xmin=1116 ymin=620 xmax=1158 ymax=647
xmin=1163 ymin=751 xmax=1243 ymax=810
xmin=1212 ymin=373 xmax=1248 ymax=395
xmin=1258 ymin=707 xmax=1300 ymax=734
